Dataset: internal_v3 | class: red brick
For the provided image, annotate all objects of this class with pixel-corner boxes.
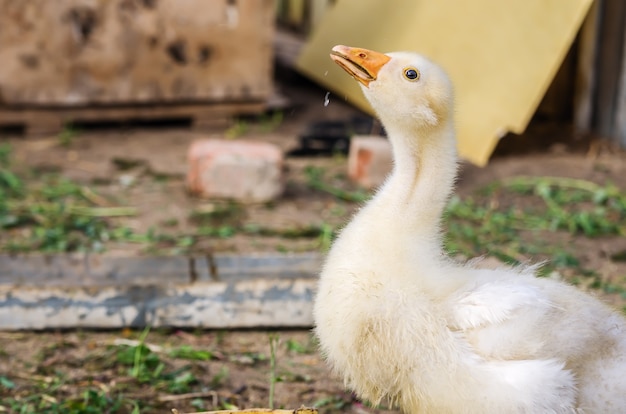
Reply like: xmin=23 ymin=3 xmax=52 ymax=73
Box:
xmin=187 ymin=139 xmax=284 ymax=202
xmin=347 ymin=135 xmax=393 ymax=189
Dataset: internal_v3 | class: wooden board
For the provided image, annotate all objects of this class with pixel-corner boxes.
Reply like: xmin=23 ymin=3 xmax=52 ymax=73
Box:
xmin=0 ymin=0 xmax=274 ymax=106
xmin=593 ymin=0 xmax=626 ymax=138
xmin=0 ymin=101 xmax=266 ymax=135
xmin=0 ymin=253 xmax=322 ymax=330
xmin=617 ymin=21 xmax=626 ymax=146
xmin=574 ymin=0 xmax=601 ymax=135
xmin=296 ymin=0 xmax=593 ymax=166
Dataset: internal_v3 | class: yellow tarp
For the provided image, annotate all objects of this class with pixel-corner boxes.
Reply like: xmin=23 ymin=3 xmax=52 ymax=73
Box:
xmin=296 ymin=0 xmax=593 ymax=166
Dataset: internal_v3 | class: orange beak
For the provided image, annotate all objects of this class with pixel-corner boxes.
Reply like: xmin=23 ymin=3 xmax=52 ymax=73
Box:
xmin=330 ymin=45 xmax=391 ymax=88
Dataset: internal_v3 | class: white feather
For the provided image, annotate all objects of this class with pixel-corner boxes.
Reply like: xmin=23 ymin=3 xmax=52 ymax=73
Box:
xmin=315 ymin=46 xmax=626 ymax=413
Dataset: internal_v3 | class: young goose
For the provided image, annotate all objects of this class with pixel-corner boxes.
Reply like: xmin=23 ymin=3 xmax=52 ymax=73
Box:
xmin=314 ymin=45 xmax=626 ymax=413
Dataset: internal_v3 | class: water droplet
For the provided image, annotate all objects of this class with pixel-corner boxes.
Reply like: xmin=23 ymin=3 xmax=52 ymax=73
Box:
xmin=324 ymin=92 xmax=330 ymax=107
xmin=324 ymin=70 xmax=328 ymax=76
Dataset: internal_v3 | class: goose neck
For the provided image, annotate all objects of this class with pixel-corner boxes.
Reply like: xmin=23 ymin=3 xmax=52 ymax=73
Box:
xmin=382 ymin=122 xmax=457 ymax=233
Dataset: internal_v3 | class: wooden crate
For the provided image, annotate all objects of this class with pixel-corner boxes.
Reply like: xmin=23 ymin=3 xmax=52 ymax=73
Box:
xmin=0 ymin=0 xmax=275 ymax=132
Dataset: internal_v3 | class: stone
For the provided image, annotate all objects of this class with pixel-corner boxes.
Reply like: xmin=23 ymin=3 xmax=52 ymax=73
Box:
xmin=187 ymin=139 xmax=284 ymax=202
xmin=347 ymin=135 xmax=393 ymax=189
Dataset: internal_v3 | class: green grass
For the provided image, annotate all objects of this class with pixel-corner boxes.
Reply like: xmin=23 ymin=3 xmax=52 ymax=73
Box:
xmin=444 ymin=176 xmax=626 ymax=290
xmin=224 ymin=111 xmax=284 ymax=139
xmin=303 ymin=166 xmax=369 ymax=203
xmin=304 ymin=166 xmax=626 ymax=289
xmin=0 ymin=144 xmax=141 ymax=253
xmin=0 ymin=330 xmax=226 ymax=414
xmin=2 ymin=388 xmax=137 ymax=414
xmin=0 ymin=331 xmax=327 ymax=414
xmin=58 ymin=125 xmax=80 ymax=148
xmin=1 ymin=148 xmax=625 ymax=412
xmin=1 ymin=141 xmax=626 ymax=296
xmin=304 ymin=166 xmax=626 ymax=296
xmin=0 ymin=145 xmax=340 ymax=254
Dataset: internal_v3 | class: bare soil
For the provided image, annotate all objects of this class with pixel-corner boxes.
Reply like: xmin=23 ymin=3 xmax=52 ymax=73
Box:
xmin=2 ymin=71 xmax=626 ymax=413
xmin=0 ymin=329 xmax=381 ymax=414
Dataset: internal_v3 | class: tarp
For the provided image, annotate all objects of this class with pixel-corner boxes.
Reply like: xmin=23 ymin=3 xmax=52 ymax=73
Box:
xmin=296 ymin=0 xmax=593 ymax=165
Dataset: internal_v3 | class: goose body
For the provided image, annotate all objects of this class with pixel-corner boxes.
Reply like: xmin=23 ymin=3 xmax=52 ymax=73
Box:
xmin=314 ymin=45 xmax=626 ymax=413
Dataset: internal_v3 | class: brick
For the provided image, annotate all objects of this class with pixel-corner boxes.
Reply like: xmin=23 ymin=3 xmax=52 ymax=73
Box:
xmin=187 ymin=139 xmax=284 ymax=202
xmin=347 ymin=135 xmax=393 ymax=189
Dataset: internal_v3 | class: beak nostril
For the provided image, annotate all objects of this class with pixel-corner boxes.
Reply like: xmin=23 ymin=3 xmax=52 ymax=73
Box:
xmin=331 ymin=46 xmax=391 ymax=87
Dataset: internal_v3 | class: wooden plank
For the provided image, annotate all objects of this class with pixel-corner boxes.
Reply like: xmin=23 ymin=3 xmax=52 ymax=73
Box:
xmin=296 ymin=0 xmax=593 ymax=166
xmin=0 ymin=254 xmax=195 ymax=286
xmin=210 ymin=253 xmax=323 ymax=282
xmin=614 ymin=6 xmax=626 ymax=146
xmin=0 ymin=253 xmax=322 ymax=330
xmin=0 ymin=101 xmax=266 ymax=135
xmin=155 ymin=278 xmax=315 ymax=328
xmin=0 ymin=278 xmax=316 ymax=330
xmin=0 ymin=253 xmax=322 ymax=286
xmin=574 ymin=0 xmax=601 ymax=134
xmin=173 ymin=408 xmax=318 ymax=414
xmin=593 ymin=0 xmax=626 ymax=137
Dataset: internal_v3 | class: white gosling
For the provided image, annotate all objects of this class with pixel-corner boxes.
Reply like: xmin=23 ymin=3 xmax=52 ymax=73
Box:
xmin=314 ymin=45 xmax=626 ymax=414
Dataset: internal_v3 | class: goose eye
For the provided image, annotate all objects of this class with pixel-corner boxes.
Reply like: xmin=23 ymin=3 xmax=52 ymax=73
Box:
xmin=403 ymin=68 xmax=420 ymax=81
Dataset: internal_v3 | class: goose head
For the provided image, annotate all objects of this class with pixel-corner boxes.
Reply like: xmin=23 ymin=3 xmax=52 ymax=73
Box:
xmin=330 ymin=45 xmax=453 ymax=133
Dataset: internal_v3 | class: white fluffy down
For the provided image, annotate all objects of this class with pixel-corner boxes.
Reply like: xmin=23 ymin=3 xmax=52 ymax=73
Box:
xmin=314 ymin=49 xmax=626 ymax=413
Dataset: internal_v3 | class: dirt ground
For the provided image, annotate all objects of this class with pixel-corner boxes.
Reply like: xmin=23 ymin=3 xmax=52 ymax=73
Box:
xmin=2 ymin=69 xmax=626 ymax=413
xmin=3 ymin=70 xmax=370 ymax=255
xmin=4 ymin=72 xmax=626 ymax=256
xmin=0 ymin=329 xmax=380 ymax=414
